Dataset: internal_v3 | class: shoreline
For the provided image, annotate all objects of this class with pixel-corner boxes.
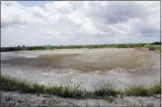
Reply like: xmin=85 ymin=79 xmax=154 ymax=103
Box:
xmin=1 ymin=75 xmax=160 ymax=98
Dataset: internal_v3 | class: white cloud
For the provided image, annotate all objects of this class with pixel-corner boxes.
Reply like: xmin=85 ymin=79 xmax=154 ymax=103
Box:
xmin=1 ymin=1 xmax=160 ymax=47
xmin=45 ymin=1 xmax=74 ymax=14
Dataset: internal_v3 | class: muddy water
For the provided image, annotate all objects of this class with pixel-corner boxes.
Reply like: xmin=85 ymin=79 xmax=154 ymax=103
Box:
xmin=1 ymin=48 xmax=160 ymax=90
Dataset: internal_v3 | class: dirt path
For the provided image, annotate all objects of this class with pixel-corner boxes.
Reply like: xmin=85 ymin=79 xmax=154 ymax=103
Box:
xmin=1 ymin=91 xmax=160 ymax=107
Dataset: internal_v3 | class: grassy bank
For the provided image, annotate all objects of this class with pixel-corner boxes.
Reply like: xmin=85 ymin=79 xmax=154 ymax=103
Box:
xmin=0 ymin=75 xmax=161 ymax=98
xmin=1 ymin=42 xmax=161 ymax=52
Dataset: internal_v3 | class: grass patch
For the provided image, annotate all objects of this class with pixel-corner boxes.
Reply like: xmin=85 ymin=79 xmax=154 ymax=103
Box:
xmin=0 ymin=75 xmax=88 ymax=98
xmin=94 ymin=83 xmax=118 ymax=97
xmin=153 ymin=45 xmax=161 ymax=52
xmin=124 ymin=83 xmax=161 ymax=96
xmin=0 ymin=75 xmax=161 ymax=98
xmin=149 ymin=83 xmax=161 ymax=94
xmin=143 ymin=44 xmax=161 ymax=52
xmin=124 ymin=85 xmax=150 ymax=96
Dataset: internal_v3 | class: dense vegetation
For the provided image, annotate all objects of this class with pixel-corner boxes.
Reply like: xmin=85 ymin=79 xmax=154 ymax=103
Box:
xmin=0 ymin=75 xmax=160 ymax=99
xmin=1 ymin=42 xmax=161 ymax=52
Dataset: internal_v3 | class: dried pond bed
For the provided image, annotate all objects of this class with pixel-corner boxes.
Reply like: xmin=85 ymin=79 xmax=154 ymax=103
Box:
xmin=1 ymin=48 xmax=161 ymax=107
xmin=1 ymin=48 xmax=160 ymax=90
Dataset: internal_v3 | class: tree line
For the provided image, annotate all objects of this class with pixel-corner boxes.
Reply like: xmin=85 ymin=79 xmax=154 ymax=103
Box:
xmin=1 ymin=42 xmax=161 ymax=52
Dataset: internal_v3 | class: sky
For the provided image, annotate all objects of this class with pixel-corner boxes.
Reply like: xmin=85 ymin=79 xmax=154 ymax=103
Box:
xmin=1 ymin=1 xmax=160 ymax=47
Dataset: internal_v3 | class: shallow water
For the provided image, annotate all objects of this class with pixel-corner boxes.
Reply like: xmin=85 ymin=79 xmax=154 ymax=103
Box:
xmin=1 ymin=48 xmax=160 ymax=90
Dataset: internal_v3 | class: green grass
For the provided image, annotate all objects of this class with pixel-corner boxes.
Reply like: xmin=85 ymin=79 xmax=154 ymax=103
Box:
xmin=0 ymin=75 xmax=161 ymax=98
xmin=143 ymin=43 xmax=152 ymax=48
xmin=124 ymin=85 xmax=150 ymax=96
xmin=153 ymin=45 xmax=161 ymax=52
xmin=0 ymin=75 xmax=88 ymax=98
xmin=149 ymin=83 xmax=161 ymax=94
xmin=124 ymin=83 xmax=161 ymax=96
xmin=94 ymin=83 xmax=118 ymax=97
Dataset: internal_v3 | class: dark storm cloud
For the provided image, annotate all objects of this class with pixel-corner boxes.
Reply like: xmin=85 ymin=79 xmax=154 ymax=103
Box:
xmin=135 ymin=25 xmax=160 ymax=37
xmin=87 ymin=2 xmax=149 ymax=24
xmin=1 ymin=19 xmax=26 ymax=28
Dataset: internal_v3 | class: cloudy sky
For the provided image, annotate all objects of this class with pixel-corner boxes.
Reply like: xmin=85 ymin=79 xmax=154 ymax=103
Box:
xmin=1 ymin=1 xmax=160 ymax=47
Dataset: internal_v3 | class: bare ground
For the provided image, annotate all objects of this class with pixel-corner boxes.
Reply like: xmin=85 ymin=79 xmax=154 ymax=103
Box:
xmin=1 ymin=48 xmax=160 ymax=90
xmin=1 ymin=48 xmax=161 ymax=107
xmin=1 ymin=91 xmax=160 ymax=107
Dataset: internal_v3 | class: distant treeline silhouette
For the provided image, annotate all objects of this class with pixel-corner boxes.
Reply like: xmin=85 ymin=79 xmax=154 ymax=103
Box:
xmin=1 ymin=42 xmax=161 ymax=52
xmin=152 ymin=42 xmax=161 ymax=45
